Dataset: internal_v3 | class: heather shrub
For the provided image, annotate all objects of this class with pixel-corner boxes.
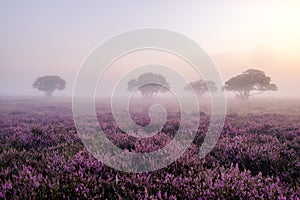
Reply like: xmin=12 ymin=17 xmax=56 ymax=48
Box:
xmin=0 ymin=100 xmax=299 ymax=199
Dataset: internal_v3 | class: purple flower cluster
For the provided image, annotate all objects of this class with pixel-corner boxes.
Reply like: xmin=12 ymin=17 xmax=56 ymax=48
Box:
xmin=0 ymin=99 xmax=299 ymax=199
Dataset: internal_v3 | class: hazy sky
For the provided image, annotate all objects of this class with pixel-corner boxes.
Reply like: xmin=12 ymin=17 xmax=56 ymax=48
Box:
xmin=1 ymin=0 xmax=300 ymax=97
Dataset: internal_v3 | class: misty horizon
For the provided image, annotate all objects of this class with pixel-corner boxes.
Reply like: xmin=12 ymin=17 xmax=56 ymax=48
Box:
xmin=1 ymin=1 xmax=300 ymax=98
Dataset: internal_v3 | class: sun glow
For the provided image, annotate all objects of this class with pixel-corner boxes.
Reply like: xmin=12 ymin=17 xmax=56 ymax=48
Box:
xmin=260 ymin=1 xmax=300 ymax=53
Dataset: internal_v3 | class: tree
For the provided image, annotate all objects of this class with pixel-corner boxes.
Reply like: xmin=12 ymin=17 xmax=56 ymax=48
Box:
xmin=184 ymin=79 xmax=217 ymax=97
xmin=127 ymin=72 xmax=170 ymax=99
xmin=33 ymin=75 xmax=66 ymax=97
xmin=223 ymin=69 xmax=278 ymax=101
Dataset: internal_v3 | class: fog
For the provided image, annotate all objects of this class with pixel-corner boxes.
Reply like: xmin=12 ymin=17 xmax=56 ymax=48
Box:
xmin=1 ymin=1 xmax=300 ymax=98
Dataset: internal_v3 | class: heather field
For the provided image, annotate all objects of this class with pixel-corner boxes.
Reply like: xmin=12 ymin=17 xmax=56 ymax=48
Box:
xmin=0 ymin=97 xmax=300 ymax=199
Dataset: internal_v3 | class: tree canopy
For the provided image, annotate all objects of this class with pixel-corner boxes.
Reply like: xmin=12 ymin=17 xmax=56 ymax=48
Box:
xmin=127 ymin=72 xmax=169 ymax=99
xmin=223 ymin=69 xmax=278 ymax=100
xmin=184 ymin=79 xmax=217 ymax=97
xmin=33 ymin=75 xmax=66 ymax=97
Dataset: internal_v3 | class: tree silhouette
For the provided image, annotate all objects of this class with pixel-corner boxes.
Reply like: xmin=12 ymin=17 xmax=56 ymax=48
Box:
xmin=184 ymin=79 xmax=217 ymax=97
xmin=223 ymin=69 xmax=278 ymax=101
xmin=127 ymin=72 xmax=169 ymax=99
xmin=33 ymin=75 xmax=66 ymax=97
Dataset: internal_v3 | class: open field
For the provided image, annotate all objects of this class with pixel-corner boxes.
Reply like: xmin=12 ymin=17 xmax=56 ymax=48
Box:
xmin=0 ymin=97 xmax=299 ymax=199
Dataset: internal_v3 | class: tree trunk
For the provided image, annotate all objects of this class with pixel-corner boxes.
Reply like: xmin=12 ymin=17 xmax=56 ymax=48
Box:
xmin=45 ymin=91 xmax=53 ymax=97
xmin=241 ymin=90 xmax=250 ymax=101
xmin=197 ymin=91 xmax=205 ymax=98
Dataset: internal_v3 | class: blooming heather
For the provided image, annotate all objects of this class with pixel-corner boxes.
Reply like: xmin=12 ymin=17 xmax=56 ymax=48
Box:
xmin=0 ymin=99 xmax=299 ymax=199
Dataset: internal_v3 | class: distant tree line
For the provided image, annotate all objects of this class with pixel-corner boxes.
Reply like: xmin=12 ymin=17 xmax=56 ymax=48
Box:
xmin=32 ymin=69 xmax=278 ymax=101
xmin=127 ymin=69 xmax=278 ymax=101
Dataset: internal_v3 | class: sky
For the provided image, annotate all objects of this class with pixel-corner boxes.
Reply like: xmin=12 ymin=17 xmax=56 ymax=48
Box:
xmin=0 ymin=0 xmax=300 ymax=97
